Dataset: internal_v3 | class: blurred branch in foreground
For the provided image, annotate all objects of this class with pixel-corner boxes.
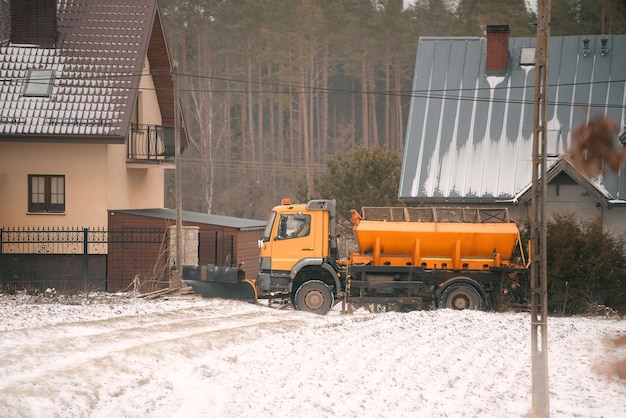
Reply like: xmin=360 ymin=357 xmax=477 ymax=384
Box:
xmin=566 ymin=115 xmax=626 ymax=178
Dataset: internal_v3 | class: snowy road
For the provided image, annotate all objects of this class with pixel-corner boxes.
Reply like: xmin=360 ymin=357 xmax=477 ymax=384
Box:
xmin=0 ymin=293 xmax=624 ymax=417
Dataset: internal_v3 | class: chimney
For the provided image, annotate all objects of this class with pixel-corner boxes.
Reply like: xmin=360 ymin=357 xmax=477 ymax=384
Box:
xmin=486 ymin=25 xmax=510 ymax=74
xmin=10 ymin=0 xmax=57 ymax=48
xmin=0 ymin=1 xmax=10 ymax=44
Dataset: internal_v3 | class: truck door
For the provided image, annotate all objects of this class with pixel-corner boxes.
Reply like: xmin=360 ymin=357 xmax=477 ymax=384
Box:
xmin=270 ymin=211 xmax=323 ymax=273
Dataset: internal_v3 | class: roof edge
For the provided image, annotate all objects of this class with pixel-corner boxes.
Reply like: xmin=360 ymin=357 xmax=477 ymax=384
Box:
xmin=516 ymin=159 xmax=614 ymax=206
xmin=0 ymin=134 xmax=125 ymax=144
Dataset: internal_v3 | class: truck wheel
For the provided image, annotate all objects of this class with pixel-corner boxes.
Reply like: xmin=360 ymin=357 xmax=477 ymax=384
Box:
xmin=440 ymin=284 xmax=482 ymax=310
xmin=294 ymin=280 xmax=334 ymax=315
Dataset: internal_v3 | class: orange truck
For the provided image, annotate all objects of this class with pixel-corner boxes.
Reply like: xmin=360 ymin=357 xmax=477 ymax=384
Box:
xmin=256 ymin=199 xmax=529 ymax=314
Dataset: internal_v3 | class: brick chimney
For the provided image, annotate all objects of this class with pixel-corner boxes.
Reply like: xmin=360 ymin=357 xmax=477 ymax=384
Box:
xmin=0 ymin=1 xmax=10 ymax=44
xmin=486 ymin=25 xmax=510 ymax=74
xmin=10 ymin=0 xmax=57 ymax=48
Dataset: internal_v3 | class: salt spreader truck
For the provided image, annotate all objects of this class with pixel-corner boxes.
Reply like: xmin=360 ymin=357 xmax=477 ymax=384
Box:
xmin=254 ymin=199 xmax=529 ymax=314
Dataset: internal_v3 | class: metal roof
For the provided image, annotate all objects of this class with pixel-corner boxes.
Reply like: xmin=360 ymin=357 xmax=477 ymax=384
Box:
xmin=112 ymin=208 xmax=267 ymax=231
xmin=399 ymin=34 xmax=626 ymax=204
xmin=0 ymin=0 xmax=167 ymax=141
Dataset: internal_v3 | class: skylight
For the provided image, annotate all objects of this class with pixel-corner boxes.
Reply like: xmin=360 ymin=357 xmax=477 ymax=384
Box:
xmin=520 ymin=48 xmax=535 ymax=66
xmin=23 ymin=69 xmax=55 ymax=97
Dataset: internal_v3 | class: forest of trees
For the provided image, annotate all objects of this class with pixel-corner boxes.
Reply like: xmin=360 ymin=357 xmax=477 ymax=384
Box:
xmin=158 ymin=0 xmax=626 ymax=219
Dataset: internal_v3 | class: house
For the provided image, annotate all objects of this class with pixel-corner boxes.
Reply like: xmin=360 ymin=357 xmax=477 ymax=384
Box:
xmin=0 ymin=0 xmax=183 ymax=230
xmin=399 ymin=25 xmax=626 ymax=236
xmin=0 ymin=0 xmax=193 ymax=291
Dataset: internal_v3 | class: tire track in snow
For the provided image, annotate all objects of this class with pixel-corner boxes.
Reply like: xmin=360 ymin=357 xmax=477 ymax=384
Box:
xmin=200 ymin=310 xmax=442 ymax=417
xmin=1 ymin=296 xmax=623 ymax=418
xmin=0 ymin=303 xmax=320 ymax=417
xmin=414 ymin=311 xmax=531 ymax=417
xmin=205 ymin=309 xmax=535 ymax=418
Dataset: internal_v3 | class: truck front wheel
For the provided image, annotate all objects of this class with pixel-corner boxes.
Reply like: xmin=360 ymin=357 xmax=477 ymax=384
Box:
xmin=439 ymin=284 xmax=482 ymax=310
xmin=294 ymin=280 xmax=334 ymax=315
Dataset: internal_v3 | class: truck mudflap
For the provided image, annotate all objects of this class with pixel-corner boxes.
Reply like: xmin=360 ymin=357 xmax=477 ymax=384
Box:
xmin=182 ymin=265 xmax=257 ymax=302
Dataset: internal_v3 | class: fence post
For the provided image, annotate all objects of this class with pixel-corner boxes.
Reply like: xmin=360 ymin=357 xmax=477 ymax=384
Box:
xmin=214 ymin=230 xmax=219 ymax=265
xmin=83 ymin=228 xmax=89 ymax=292
xmin=229 ymin=235 xmax=234 ymax=267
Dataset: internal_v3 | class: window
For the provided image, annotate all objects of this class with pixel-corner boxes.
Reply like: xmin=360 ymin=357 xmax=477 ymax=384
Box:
xmin=520 ymin=48 xmax=535 ymax=66
xmin=23 ymin=69 xmax=55 ymax=97
xmin=28 ymin=175 xmax=65 ymax=213
xmin=278 ymin=214 xmax=311 ymax=239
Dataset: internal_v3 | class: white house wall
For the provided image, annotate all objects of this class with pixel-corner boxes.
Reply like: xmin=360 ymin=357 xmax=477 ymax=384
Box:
xmin=547 ymin=183 xmax=600 ymax=219
xmin=0 ymin=142 xmax=109 ymax=228
xmin=508 ymin=182 xmax=624 ymax=239
xmin=106 ymin=143 xmax=165 ymax=211
xmin=0 ymin=141 xmax=165 ymax=228
xmin=105 ymin=57 xmax=166 ymax=211
xmin=603 ymin=207 xmax=626 ymax=237
xmin=139 ymin=57 xmax=163 ymax=126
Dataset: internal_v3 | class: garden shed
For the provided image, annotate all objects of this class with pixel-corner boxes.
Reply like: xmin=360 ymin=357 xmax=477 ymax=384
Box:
xmin=107 ymin=209 xmax=266 ymax=292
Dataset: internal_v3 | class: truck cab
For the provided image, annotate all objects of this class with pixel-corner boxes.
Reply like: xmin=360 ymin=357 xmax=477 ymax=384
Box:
xmin=256 ymin=199 xmax=342 ymax=314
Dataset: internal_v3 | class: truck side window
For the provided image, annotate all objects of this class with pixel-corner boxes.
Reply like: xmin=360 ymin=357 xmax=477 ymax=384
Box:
xmin=277 ymin=214 xmax=311 ymax=239
xmin=278 ymin=216 xmax=288 ymax=239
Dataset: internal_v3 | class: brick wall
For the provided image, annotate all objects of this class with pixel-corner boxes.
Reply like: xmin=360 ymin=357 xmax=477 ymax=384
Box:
xmin=486 ymin=25 xmax=510 ymax=73
xmin=0 ymin=1 xmax=10 ymax=43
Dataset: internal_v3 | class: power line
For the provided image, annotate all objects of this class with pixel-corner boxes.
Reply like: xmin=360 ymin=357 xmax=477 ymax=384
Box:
xmin=5 ymin=69 xmax=626 ymax=109
xmin=179 ymin=157 xmax=326 ymax=173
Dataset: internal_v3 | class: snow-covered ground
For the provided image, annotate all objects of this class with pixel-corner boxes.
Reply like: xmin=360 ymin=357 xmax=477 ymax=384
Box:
xmin=0 ymin=291 xmax=624 ymax=418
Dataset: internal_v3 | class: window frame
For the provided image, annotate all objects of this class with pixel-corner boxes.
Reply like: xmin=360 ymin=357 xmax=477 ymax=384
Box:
xmin=28 ymin=174 xmax=65 ymax=214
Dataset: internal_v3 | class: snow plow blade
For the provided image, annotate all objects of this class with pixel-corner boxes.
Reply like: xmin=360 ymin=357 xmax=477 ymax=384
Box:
xmin=182 ymin=265 xmax=257 ymax=302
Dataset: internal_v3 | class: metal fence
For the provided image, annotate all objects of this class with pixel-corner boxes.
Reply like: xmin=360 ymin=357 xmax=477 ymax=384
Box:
xmin=0 ymin=227 xmax=236 ymax=293
xmin=0 ymin=227 xmax=165 ymax=292
xmin=0 ymin=228 xmax=106 ymax=291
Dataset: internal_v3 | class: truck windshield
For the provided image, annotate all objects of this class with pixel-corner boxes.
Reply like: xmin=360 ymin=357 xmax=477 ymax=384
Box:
xmin=262 ymin=211 xmax=277 ymax=241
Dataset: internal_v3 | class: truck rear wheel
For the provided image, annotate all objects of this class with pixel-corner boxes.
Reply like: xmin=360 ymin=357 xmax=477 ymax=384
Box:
xmin=294 ymin=280 xmax=334 ymax=315
xmin=440 ymin=284 xmax=482 ymax=310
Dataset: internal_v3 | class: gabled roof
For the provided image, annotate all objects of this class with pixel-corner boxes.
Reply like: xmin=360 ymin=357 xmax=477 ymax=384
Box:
xmin=516 ymin=158 xmax=617 ymax=207
xmin=112 ymin=208 xmax=267 ymax=231
xmin=399 ymin=33 xmax=626 ymax=205
xmin=0 ymin=0 xmax=175 ymax=143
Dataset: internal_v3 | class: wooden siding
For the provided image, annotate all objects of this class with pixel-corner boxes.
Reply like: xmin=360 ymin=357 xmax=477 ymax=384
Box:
xmin=237 ymin=230 xmax=263 ymax=281
xmin=147 ymin=7 xmax=188 ymax=147
xmin=105 ymin=213 xmax=168 ymax=291
xmin=108 ymin=211 xmax=262 ymax=290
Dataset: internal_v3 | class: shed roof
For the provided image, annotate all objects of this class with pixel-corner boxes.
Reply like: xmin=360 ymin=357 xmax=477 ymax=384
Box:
xmin=399 ymin=34 xmax=626 ymax=204
xmin=112 ymin=208 xmax=266 ymax=231
xmin=0 ymin=0 xmax=174 ymax=142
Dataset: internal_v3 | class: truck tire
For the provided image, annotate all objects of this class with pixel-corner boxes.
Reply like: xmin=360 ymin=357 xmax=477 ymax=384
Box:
xmin=294 ymin=280 xmax=334 ymax=315
xmin=439 ymin=283 xmax=482 ymax=310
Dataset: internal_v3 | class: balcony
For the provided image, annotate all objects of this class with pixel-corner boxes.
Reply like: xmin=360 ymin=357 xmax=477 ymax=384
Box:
xmin=127 ymin=124 xmax=175 ymax=163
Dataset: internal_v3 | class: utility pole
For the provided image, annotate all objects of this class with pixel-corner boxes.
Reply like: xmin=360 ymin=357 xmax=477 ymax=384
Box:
xmin=172 ymin=63 xmax=183 ymax=288
xmin=531 ymin=0 xmax=551 ymax=416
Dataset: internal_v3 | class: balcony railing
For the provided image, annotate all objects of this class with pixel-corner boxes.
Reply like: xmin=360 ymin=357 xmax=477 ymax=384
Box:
xmin=127 ymin=124 xmax=175 ymax=161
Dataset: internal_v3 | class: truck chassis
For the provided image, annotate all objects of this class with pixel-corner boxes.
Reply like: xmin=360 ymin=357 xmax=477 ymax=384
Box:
xmin=346 ymin=264 xmax=528 ymax=312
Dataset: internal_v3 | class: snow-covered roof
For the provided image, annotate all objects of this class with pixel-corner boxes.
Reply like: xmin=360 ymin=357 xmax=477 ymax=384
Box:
xmin=399 ymin=34 xmax=626 ymax=204
xmin=0 ymin=0 xmax=172 ymax=142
